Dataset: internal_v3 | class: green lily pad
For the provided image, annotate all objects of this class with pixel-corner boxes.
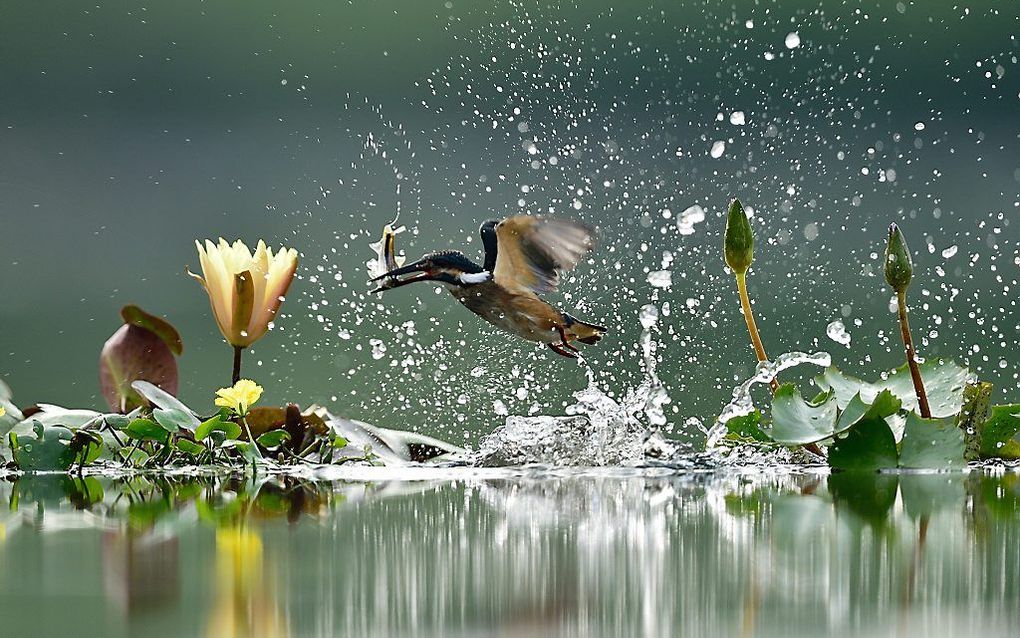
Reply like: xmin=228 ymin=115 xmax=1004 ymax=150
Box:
xmin=767 ymin=384 xmax=839 ymax=445
xmin=256 ymin=429 xmax=290 ymax=449
xmin=722 ymin=410 xmax=771 ymax=443
xmin=9 ymin=422 xmax=77 ymax=472
xmin=816 ymin=359 xmax=968 ymax=418
xmin=977 ymin=404 xmax=1020 ymax=460
xmin=899 ymin=412 xmax=966 ymax=469
xmin=195 ymin=414 xmax=242 ymax=441
xmin=123 ymin=418 xmax=170 ymax=444
xmin=153 ymin=408 xmax=193 ymax=434
xmin=130 ymin=381 xmax=200 ymax=429
xmin=174 ymin=438 xmax=207 ymax=456
xmin=828 ymin=417 xmax=899 ymax=471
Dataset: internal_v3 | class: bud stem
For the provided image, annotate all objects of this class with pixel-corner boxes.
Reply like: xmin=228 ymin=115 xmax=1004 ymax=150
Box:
xmin=735 ymin=272 xmax=778 ymax=394
xmin=232 ymin=345 xmax=244 ymax=385
xmin=896 ymin=290 xmax=931 ymax=419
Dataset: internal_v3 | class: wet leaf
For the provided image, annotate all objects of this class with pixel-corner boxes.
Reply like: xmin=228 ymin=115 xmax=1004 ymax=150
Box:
xmin=130 ymin=381 xmax=200 ymax=428
xmin=723 ymin=410 xmax=771 ymax=442
xmin=195 ymin=414 xmax=242 ymax=441
xmin=899 ymin=412 xmax=965 ymax=469
xmin=828 ymin=417 xmax=899 ymax=471
xmin=123 ymin=418 xmax=169 ymax=444
xmin=174 ymin=438 xmax=207 ymax=456
xmin=9 ymin=422 xmax=77 ymax=472
xmin=816 ymin=359 xmax=968 ymax=419
xmin=256 ymin=429 xmax=290 ymax=449
xmin=152 ymin=408 xmax=193 ymax=433
xmin=957 ymin=382 xmax=993 ymax=461
xmin=977 ymin=404 xmax=1020 ymax=460
xmin=767 ymin=384 xmax=838 ymax=445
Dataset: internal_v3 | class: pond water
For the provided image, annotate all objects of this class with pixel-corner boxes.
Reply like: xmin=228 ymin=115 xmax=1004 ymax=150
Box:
xmin=2 ymin=467 xmax=1018 ymax=637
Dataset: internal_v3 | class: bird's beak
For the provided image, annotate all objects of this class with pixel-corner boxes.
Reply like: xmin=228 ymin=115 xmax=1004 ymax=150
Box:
xmin=370 ymin=259 xmax=436 ymax=293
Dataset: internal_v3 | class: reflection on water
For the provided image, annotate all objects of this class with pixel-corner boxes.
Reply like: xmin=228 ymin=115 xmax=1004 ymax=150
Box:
xmin=1 ymin=469 xmax=1019 ymax=637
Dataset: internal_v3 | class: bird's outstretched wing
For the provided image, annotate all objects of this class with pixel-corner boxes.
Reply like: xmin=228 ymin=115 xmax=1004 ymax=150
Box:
xmin=492 ymin=216 xmax=595 ymax=295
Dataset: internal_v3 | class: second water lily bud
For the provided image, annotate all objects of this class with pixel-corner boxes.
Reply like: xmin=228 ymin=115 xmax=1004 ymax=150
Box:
xmin=724 ymin=199 xmax=754 ymax=275
xmin=99 ymin=305 xmax=182 ymax=413
xmin=884 ymin=223 xmax=913 ymax=293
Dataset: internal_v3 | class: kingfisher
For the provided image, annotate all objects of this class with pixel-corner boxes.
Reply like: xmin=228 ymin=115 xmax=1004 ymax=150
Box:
xmin=371 ymin=216 xmax=607 ymax=358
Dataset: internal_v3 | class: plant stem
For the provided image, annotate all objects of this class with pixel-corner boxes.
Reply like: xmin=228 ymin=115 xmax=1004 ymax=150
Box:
xmin=896 ymin=290 xmax=931 ymax=418
xmin=735 ymin=272 xmax=778 ymax=393
xmin=231 ymin=346 xmax=243 ymax=385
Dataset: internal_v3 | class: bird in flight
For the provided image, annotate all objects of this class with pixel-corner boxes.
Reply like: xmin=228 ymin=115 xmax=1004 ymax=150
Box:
xmin=371 ymin=216 xmax=606 ymax=358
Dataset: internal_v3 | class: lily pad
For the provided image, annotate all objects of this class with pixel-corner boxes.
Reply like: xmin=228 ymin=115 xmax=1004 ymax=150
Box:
xmin=767 ymin=385 xmax=838 ymax=445
xmin=256 ymin=429 xmax=290 ymax=449
xmin=816 ymin=359 xmax=968 ymax=418
xmin=153 ymin=408 xmax=193 ymax=434
xmin=899 ymin=412 xmax=965 ymax=469
xmin=9 ymin=422 xmax=77 ymax=472
xmin=723 ymin=410 xmax=771 ymax=443
xmin=131 ymin=381 xmax=200 ymax=429
xmin=828 ymin=417 xmax=899 ymax=471
xmin=195 ymin=414 xmax=242 ymax=441
xmin=977 ymin=404 xmax=1020 ymax=460
xmin=123 ymin=418 xmax=170 ymax=444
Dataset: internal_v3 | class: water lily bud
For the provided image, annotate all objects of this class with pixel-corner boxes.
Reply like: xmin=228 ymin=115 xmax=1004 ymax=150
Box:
xmin=884 ymin=223 xmax=913 ymax=293
xmin=724 ymin=199 xmax=754 ymax=275
xmin=189 ymin=238 xmax=299 ymax=348
xmin=99 ymin=305 xmax=181 ymax=413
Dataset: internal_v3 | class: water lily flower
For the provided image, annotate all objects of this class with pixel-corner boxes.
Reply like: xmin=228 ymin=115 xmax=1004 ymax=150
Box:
xmin=215 ymin=379 xmax=264 ymax=415
xmin=0 ymin=407 xmax=5 ymax=418
xmin=189 ymin=238 xmax=298 ymax=382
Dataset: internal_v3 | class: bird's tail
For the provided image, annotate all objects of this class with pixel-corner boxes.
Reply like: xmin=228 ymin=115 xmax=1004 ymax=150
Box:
xmin=564 ymin=313 xmax=607 ymax=345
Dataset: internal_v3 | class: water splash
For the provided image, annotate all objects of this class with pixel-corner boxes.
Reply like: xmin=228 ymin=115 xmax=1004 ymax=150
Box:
xmin=706 ymin=351 xmax=832 ymax=448
xmin=476 ymin=303 xmax=674 ymax=466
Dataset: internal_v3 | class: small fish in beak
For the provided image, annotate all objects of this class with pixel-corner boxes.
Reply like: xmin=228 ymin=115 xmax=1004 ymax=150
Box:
xmin=367 ymin=222 xmax=407 ymax=291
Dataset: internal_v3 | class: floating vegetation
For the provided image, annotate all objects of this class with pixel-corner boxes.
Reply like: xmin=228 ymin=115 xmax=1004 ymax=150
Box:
xmin=715 ymin=211 xmax=1020 ymax=470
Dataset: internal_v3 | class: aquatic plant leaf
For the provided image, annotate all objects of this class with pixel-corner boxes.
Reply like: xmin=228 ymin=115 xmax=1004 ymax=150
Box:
xmin=899 ymin=412 xmax=965 ymax=469
xmin=195 ymin=414 xmax=242 ymax=441
xmin=977 ymin=404 xmax=1020 ymax=460
xmin=767 ymin=384 xmax=838 ymax=445
xmin=118 ymin=447 xmax=150 ymax=466
xmin=0 ymin=379 xmax=11 ymax=401
xmin=174 ymin=438 xmax=207 ymax=456
xmin=723 ymin=411 xmax=772 ymax=442
xmin=120 ymin=305 xmax=183 ymax=355
xmin=9 ymin=422 xmax=77 ymax=472
xmin=957 ymin=382 xmax=993 ymax=461
xmin=828 ymin=417 xmax=899 ymax=471
xmin=20 ymin=405 xmax=100 ymax=430
xmin=130 ymin=381 xmax=200 ymax=429
xmin=123 ymin=418 xmax=170 ymax=444
xmin=256 ymin=429 xmax=290 ymax=449
xmin=816 ymin=359 xmax=968 ymax=418
xmin=152 ymin=408 xmax=193 ymax=433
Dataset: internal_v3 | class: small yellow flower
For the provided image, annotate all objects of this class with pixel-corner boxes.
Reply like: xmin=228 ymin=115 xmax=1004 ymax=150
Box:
xmin=0 ymin=406 xmax=5 ymax=419
xmin=189 ymin=238 xmax=298 ymax=348
xmin=215 ymin=379 xmax=263 ymax=414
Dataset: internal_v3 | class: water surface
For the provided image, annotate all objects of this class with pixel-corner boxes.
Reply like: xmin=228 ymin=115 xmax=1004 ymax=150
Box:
xmin=2 ymin=467 xmax=1018 ymax=637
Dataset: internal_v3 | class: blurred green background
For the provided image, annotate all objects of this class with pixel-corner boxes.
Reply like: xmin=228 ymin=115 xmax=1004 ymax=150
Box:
xmin=1 ymin=1 xmax=1018 ymax=446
